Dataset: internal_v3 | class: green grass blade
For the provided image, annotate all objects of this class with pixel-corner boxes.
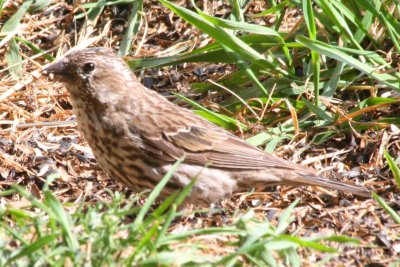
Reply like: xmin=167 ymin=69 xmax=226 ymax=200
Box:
xmin=11 ymin=185 xmax=49 ymax=211
xmin=128 ymin=34 xmax=287 ymax=70
xmin=1 ymin=0 xmax=33 ymax=33
xmin=159 ymin=228 xmax=240 ymax=245
xmin=276 ymin=198 xmax=299 ymax=235
xmin=316 ymin=0 xmax=360 ymax=49
xmin=118 ymin=0 xmax=143 ymax=56
xmin=86 ymin=0 xmax=105 ymax=22
xmin=286 ymin=247 xmax=300 ymax=267
xmin=195 ymin=6 xmax=282 ymax=38
xmin=174 ymin=93 xmax=248 ymax=130
xmin=16 ymin=36 xmax=54 ymax=61
xmin=330 ymin=0 xmax=373 ymax=44
xmin=0 ymin=0 xmax=4 ymax=15
xmin=357 ymin=0 xmax=400 ymax=52
xmin=43 ymin=191 xmax=79 ymax=251
xmin=301 ymin=97 xmax=333 ymax=122
xmin=131 ymin=157 xmax=184 ymax=230
xmin=264 ymin=236 xmax=337 ymax=253
xmin=303 ymin=0 xmax=320 ymax=104
xmin=154 ymin=178 xmax=197 ymax=246
xmin=303 ymin=0 xmax=316 ymax=39
xmin=384 ymin=151 xmax=400 ymax=188
xmin=252 ymin=0 xmax=290 ymax=17
xmin=29 ymin=0 xmax=51 ymax=12
xmin=322 ymin=62 xmax=344 ymax=97
xmin=130 ymin=223 xmax=160 ymax=258
xmin=5 ymin=234 xmax=58 ymax=265
xmin=5 ymin=38 xmax=22 ymax=78
xmin=1 ymin=222 xmax=29 ymax=246
xmin=296 ymin=35 xmax=400 ymax=90
xmin=160 ymin=0 xmax=290 ymax=77
xmin=230 ymin=0 xmax=244 ymax=22
xmin=372 ymin=192 xmax=400 ymax=224
xmin=1 ymin=0 xmax=42 ymax=77
xmin=221 ymin=44 xmax=270 ymax=97
xmin=312 ymin=235 xmax=361 ymax=244
xmin=141 ymin=251 xmax=210 ymax=266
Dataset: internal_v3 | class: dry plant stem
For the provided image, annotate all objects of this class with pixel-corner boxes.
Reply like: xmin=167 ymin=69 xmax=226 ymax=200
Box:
xmin=0 ymin=148 xmax=37 ymax=176
xmin=335 ymin=98 xmax=400 ymax=125
xmin=0 ymin=120 xmax=77 ymax=130
xmin=207 ymin=79 xmax=260 ymax=120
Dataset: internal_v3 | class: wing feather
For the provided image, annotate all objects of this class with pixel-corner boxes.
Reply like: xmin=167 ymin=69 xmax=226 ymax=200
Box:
xmin=130 ymin=103 xmax=312 ymax=173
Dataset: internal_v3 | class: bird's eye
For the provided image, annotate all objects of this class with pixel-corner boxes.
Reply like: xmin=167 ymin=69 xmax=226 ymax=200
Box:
xmin=83 ymin=62 xmax=95 ymax=73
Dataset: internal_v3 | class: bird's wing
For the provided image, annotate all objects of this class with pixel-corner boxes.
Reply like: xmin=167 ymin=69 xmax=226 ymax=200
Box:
xmin=130 ymin=102 xmax=312 ymax=173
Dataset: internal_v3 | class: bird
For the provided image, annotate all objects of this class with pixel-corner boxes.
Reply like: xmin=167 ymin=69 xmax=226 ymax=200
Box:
xmin=42 ymin=47 xmax=370 ymax=205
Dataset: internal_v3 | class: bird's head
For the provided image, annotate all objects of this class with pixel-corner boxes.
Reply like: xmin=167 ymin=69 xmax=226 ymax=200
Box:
xmin=42 ymin=47 xmax=135 ymax=102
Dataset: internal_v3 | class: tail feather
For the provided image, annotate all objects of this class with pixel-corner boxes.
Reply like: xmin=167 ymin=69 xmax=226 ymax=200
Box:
xmin=291 ymin=174 xmax=370 ymax=197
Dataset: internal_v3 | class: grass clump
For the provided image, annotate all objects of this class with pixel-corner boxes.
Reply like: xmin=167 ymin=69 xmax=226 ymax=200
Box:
xmin=0 ymin=172 xmax=360 ymax=266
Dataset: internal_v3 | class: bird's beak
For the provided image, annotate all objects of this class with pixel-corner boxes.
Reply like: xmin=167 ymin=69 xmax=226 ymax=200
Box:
xmin=42 ymin=60 xmax=68 ymax=78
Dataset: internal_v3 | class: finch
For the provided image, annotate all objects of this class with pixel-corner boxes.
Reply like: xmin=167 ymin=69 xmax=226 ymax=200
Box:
xmin=42 ymin=47 xmax=369 ymax=205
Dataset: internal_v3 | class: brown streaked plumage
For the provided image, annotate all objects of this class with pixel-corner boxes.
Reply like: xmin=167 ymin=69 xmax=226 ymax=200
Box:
xmin=42 ymin=47 xmax=370 ymax=205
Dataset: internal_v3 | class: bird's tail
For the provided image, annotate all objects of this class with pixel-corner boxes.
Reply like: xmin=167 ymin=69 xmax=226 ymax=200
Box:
xmin=290 ymin=174 xmax=370 ymax=197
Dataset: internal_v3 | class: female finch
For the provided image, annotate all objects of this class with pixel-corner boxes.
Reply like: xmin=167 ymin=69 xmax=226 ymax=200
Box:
xmin=42 ymin=48 xmax=369 ymax=205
